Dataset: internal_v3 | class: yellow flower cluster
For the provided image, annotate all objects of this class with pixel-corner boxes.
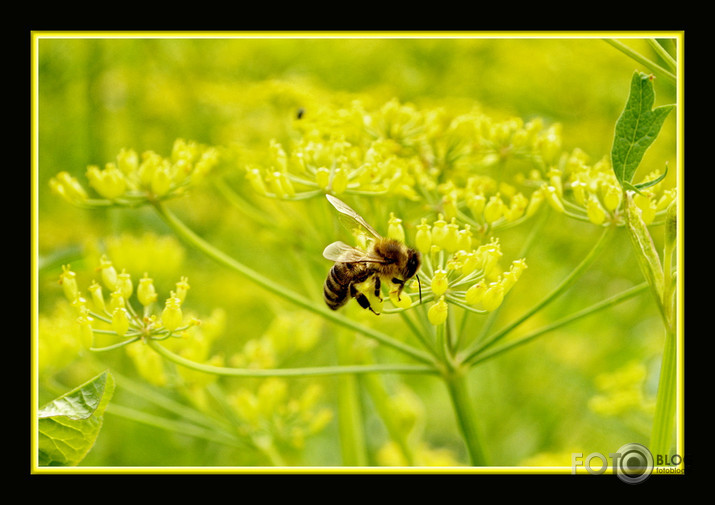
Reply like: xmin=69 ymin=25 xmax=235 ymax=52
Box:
xmin=229 ymin=378 xmax=333 ymax=452
xmin=240 ymin=98 xmax=676 ymax=238
xmin=587 ymin=361 xmax=654 ymax=417
xmin=436 ymin=177 xmax=541 ymax=234
xmin=50 ymin=139 xmax=219 ymax=207
xmin=245 ymin=125 xmax=421 ymax=200
xmin=229 ymin=311 xmax=323 ymax=370
xmin=241 ymin=100 xmax=565 ymax=204
xmin=530 ymin=149 xmax=677 ymax=226
xmin=412 ymin=214 xmax=527 ymax=324
xmin=59 ymin=257 xmax=199 ymax=350
xmin=336 ymin=207 xmax=526 ymax=321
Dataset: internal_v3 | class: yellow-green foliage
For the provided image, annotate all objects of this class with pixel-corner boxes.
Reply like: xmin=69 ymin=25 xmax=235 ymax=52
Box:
xmin=36 ymin=35 xmax=678 ymax=468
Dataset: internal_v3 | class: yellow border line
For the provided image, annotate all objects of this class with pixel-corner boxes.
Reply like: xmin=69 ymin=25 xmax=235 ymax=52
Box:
xmin=30 ymin=30 xmax=685 ymax=475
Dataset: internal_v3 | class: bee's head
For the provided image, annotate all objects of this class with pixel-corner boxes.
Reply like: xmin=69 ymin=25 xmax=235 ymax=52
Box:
xmin=407 ymin=250 xmax=423 ymax=303
xmin=404 ymin=249 xmax=421 ymax=280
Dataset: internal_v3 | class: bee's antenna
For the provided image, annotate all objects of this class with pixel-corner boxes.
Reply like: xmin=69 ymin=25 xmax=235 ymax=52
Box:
xmin=416 ymin=274 xmax=422 ymax=304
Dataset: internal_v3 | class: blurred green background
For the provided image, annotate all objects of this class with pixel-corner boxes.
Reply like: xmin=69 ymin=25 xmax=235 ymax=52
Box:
xmin=35 ymin=34 xmax=678 ymax=468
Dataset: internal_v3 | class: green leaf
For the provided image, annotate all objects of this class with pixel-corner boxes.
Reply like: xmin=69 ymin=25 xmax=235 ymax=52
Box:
xmin=632 ymin=163 xmax=668 ymax=191
xmin=611 ymin=71 xmax=674 ymax=187
xmin=38 ymin=371 xmax=115 ymax=466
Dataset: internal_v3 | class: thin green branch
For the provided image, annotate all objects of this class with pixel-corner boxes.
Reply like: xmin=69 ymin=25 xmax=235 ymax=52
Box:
xmin=146 ymin=337 xmax=437 ymax=378
xmin=336 ymin=334 xmax=368 ymax=466
xmin=106 ymin=403 xmax=243 ymax=448
xmin=461 ymin=225 xmax=615 ymax=365
xmin=151 ymin=201 xmax=435 ymax=366
xmin=647 ymin=39 xmax=677 ymax=72
xmin=436 ymin=323 xmax=448 ymax=364
xmin=468 ymin=282 xmax=649 ymax=367
xmin=446 ymin=304 xmax=459 ymax=355
xmin=603 ymin=39 xmax=676 ymax=86
xmin=89 ymin=336 xmax=141 ymax=352
xmin=471 ymin=207 xmax=549 ymax=347
xmin=113 ymin=369 xmax=236 ymax=433
xmin=213 ymin=177 xmax=278 ymax=229
xmin=398 ymin=309 xmax=441 ymax=359
xmin=445 ymin=295 xmax=487 ymax=315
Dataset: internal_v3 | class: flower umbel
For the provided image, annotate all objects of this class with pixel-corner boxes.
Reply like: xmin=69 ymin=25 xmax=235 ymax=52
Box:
xmin=528 ymin=151 xmax=676 ymax=227
xmin=49 ymin=139 xmax=219 ymax=208
xmin=59 ymin=259 xmax=199 ymax=351
xmin=414 ymin=215 xmax=527 ymax=323
xmin=229 ymin=378 xmax=333 ymax=456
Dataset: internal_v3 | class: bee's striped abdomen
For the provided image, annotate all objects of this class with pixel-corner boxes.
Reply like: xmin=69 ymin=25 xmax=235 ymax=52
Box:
xmin=324 ymin=263 xmax=350 ymax=310
xmin=323 ymin=262 xmax=372 ymax=311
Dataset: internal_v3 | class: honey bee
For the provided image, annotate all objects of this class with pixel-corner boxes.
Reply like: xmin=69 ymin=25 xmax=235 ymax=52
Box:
xmin=323 ymin=194 xmax=421 ymax=314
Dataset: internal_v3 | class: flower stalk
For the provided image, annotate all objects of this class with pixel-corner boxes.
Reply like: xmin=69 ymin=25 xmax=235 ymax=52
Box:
xmin=444 ymin=367 xmax=487 ymax=466
xmin=146 ymin=337 xmax=435 ymax=378
xmin=650 ymin=326 xmax=677 ymax=458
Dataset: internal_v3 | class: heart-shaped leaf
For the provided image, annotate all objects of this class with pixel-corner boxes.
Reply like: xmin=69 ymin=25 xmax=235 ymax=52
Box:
xmin=38 ymin=371 xmax=115 ymax=466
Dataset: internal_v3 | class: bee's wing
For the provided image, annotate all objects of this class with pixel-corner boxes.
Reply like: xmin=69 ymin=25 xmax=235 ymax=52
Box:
xmin=323 ymin=241 xmax=388 ymax=263
xmin=323 ymin=241 xmax=356 ymax=261
xmin=326 ymin=194 xmax=382 ymax=240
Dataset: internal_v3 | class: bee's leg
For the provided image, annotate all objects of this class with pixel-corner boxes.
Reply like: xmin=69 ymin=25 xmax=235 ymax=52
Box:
xmin=391 ymin=278 xmax=405 ymax=300
xmin=351 ymin=284 xmax=380 ymax=315
xmin=374 ymin=276 xmax=382 ymax=301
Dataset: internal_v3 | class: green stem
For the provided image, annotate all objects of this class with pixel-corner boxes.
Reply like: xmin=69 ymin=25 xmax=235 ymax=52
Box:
xmin=90 ymin=336 xmax=141 ymax=352
xmin=446 ymin=306 xmax=459 ymax=355
xmin=436 ymin=322 xmax=448 ymax=364
xmin=399 ymin=310 xmax=441 ymax=360
xmin=111 ymin=368 xmax=235 ymax=434
xmin=662 ymin=200 xmax=677 ymax=332
xmin=146 ymin=338 xmax=436 ymax=378
xmin=649 ymin=202 xmax=679 ymax=458
xmin=462 ymin=225 xmax=615 ymax=365
xmin=469 ymin=282 xmax=649 ymax=366
xmin=443 ymin=368 xmax=486 ymax=466
xmin=603 ymin=38 xmax=676 ymax=85
xmin=214 ymin=177 xmax=278 ymax=229
xmin=336 ymin=334 xmax=368 ymax=466
xmin=625 ymin=196 xmax=678 ymax=458
xmin=107 ymin=403 xmax=243 ymax=449
xmin=650 ymin=326 xmax=678 ymax=459
xmin=337 ymin=375 xmax=367 ymax=465
xmin=151 ymin=201 xmax=434 ymax=366
xmin=646 ymin=39 xmax=677 ymax=72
